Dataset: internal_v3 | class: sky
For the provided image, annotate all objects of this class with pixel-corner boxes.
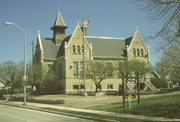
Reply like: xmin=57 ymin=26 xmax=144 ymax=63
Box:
xmin=0 ymin=0 xmax=162 ymax=65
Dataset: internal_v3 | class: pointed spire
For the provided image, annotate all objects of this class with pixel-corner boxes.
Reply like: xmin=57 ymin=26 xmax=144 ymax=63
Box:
xmin=77 ymin=21 xmax=80 ymax=26
xmin=51 ymin=11 xmax=67 ymax=30
xmin=136 ymin=26 xmax=139 ymax=31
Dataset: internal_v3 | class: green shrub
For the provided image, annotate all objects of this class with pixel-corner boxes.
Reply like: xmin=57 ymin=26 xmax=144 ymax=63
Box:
xmin=151 ymin=78 xmax=168 ymax=89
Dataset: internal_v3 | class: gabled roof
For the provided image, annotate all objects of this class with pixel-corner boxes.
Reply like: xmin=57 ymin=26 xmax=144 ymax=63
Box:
xmin=127 ymin=30 xmax=148 ymax=52
xmin=41 ymin=38 xmax=60 ymax=60
xmin=66 ymin=24 xmax=90 ymax=48
xmin=51 ymin=12 xmax=67 ymax=29
xmin=86 ymin=36 xmax=126 ymax=59
xmin=151 ymin=70 xmax=161 ymax=78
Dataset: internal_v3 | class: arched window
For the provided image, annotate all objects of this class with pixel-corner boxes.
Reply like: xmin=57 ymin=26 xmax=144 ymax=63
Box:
xmin=133 ymin=48 xmax=136 ymax=56
xmin=141 ymin=49 xmax=143 ymax=57
xmin=77 ymin=45 xmax=80 ymax=54
xmin=72 ymin=45 xmax=76 ymax=54
xmin=137 ymin=49 xmax=140 ymax=56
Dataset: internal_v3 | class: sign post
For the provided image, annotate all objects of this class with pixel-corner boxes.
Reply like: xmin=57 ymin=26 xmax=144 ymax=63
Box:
xmin=136 ymin=72 xmax=140 ymax=104
xmin=126 ymin=81 xmax=136 ymax=109
xmin=22 ymin=75 xmax=28 ymax=105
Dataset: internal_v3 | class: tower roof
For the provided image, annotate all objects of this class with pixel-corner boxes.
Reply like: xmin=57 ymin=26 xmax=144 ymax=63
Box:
xmin=51 ymin=12 xmax=67 ymax=30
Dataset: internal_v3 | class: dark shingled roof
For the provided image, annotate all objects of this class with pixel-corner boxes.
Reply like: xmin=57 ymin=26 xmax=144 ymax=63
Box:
xmin=125 ymin=37 xmax=133 ymax=46
xmin=41 ymin=38 xmax=60 ymax=60
xmin=51 ymin=12 xmax=67 ymax=30
xmin=57 ymin=35 xmax=71 ymax=57
xmin=86 ymin=36 xmax=126 ymax=59
xmin=40 ymin=35 xmax=131 ymax=60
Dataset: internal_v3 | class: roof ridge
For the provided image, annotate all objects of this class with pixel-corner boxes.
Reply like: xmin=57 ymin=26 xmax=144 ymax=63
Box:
xmin=85 ymin=36 xmax=125 ymax=40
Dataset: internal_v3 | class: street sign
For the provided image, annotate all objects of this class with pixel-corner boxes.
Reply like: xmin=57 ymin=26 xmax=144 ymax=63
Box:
xmin=22 ymin=75 xmax=28 ymax=81
xmin=126 ymin=94 xmax=136 ymax=99
xmin=127 ymin=81 xmax=135 ymax=91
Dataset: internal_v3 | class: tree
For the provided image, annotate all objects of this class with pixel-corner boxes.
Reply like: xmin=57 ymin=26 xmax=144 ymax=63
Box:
xmin=28 ymin=63 xmax=55 ymax=95
xmin=151 ymin=78 xmax=168 ymax=89
xmin=136 ymin=0 xmax=180 ymax=49
xmin=0 ymin=61 xmax=18 ymax=96
xmin=155 ymin=44 xmax=180 ymax=84
xmin=85 ymin=61 xmax=114 ymax=93
xmin=136 ymin=1 xmax=180 ymax=87
xmin=117 ymin=60 xmax=151 ymax=77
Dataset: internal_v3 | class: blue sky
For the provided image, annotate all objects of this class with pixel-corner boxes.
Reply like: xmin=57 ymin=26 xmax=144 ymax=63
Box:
xmin=0 ymin=0 xmax=162 ymax=65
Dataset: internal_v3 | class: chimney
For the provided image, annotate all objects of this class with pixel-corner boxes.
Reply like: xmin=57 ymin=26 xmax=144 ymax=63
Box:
xmin=81 ymin=26 xmax=88 ymax=36
xmin=81 ymin=18 xmax=90 ymax=36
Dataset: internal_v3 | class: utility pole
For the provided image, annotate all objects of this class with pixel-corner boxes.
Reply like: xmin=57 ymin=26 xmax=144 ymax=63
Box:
xmin=31 ymin=40 xmax=35 ymax=63
xmin=82 ymin=17 xmax=88 ymax=96
xmin=4 ymin=22 xmax=28 ymax=106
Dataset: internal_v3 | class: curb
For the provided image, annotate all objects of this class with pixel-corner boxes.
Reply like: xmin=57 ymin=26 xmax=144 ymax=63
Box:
xmin=0 ymin=102 xmax=114 ymax=122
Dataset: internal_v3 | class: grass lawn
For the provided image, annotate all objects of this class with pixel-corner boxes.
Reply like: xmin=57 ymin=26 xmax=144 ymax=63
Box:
xmin=87 ymin=93 xmax=180 ymax=119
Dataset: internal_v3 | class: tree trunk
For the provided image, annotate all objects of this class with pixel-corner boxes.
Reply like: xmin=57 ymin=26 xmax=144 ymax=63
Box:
xmin=95 ymin=85 xmax=98 ymax=93
xmin=10 ymin=88 xmax=13 ymax=97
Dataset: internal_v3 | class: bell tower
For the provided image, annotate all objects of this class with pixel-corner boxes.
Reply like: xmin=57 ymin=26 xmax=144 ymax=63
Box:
xmin=51 ymin=12 xmax=68 ymax=44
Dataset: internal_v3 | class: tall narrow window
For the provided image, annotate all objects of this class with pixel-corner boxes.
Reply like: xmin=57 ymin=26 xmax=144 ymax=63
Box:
xmin=137 ymin=49 xmax=140 ymax=56
xmin=133 ymin=48 xmax=136 ymax=56
xmin=73 ymin=61 xmax=78 ymax=78
xmin=141 ymin=49 xmax=144 ymax=57
xmin=77 ymin=45 xmax=80 ymax=54
xmin=72 ymin=45 xmax=76 ymax=54
xmin=82 ymin=46 xmax=84 ymax=54
xmin=79 ymin=61 xmax=84 ymax=78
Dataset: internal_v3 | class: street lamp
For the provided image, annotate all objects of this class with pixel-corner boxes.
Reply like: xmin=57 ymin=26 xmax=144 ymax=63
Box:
xmin=4 ymin=22 xmax=27 ymax=105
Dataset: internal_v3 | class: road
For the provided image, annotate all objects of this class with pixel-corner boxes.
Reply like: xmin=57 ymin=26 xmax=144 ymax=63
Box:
xmin=0 ymin=104 xmax=95 ymax=122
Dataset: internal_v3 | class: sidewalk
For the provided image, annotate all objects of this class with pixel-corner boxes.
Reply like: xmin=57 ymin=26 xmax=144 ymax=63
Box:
xmin=1 ymin=101 xmax=180 ymax=122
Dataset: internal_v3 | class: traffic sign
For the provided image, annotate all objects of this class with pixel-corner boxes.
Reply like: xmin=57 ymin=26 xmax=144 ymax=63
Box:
xmin=127 ymin=81 xmax=135 ymax=90
xmin=22 ymin=75 xmax=28 ymax=81
xmin=126 ymin=94 xmax=136 ymax=99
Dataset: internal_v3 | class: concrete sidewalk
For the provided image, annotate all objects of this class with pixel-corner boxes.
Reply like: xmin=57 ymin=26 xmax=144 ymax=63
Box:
xmin=1 ymin=101 xmax=180 ymax=122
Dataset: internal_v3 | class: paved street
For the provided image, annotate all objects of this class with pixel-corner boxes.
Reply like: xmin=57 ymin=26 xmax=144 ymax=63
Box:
xmin=0 ymin=104 xmax=95 ymax=122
